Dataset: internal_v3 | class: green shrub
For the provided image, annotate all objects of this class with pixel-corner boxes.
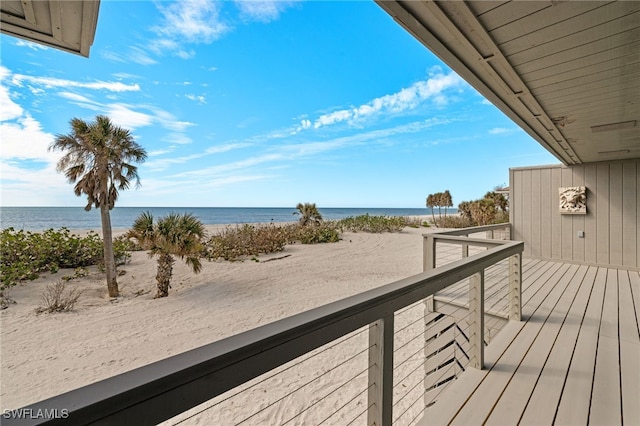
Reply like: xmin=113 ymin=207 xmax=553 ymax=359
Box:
xmin=0 ymin=227 xmax=130 ymax=290
xmin=337 ymin=214 xmax=407 ymax=233
xmin=203 ymin=222 xmax=342 ymax=261
xmin=204 ymin=224 xmax=289 ymax=261
xmin=288 ymin=222 xmax=341 ymax=244
xmin=432 ymin=215 xmax=474 ymax=228
xmin=113 ymin=235 xmax=136 ymax=265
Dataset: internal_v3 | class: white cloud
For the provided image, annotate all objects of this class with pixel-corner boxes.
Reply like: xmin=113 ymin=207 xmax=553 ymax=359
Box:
xmin=0 ymin=74 xmax=23 ymax=121
xmin=106 ymin=104 xmax=155 ymax=129
xmin=101 ymin=47 xmax=157 ymax=65
xmin=58 ymin=92 xmax=94 ymax=103
xmin=186 ymin=94 xmax=207 ymax=104
xmin=205 ymin=143 xmax=252 ymax=154
xmin=14 ymin=40 xmax=49 ymax=51
xmin=174 ymin=153 xmax=284 ymax=178
xmin=0 ymin=160 xmax=73 ymax=206
xmin=163 ymin=133 xmax=193 ymax=145
xmin=151 ymin=0 xmax=229 ymax=59
xmin=128 ymin=46 xmax=158 ymax=65
xmin=145 ymin=142 xmax=251 ymax=171
xmin=149 ymin=0 xmax=297 ymax=60
xmin=311 ymin=70 xmax=464 ymax=129
xmin=234 ymin=0 xmax=298 ymax=23
xmin=489 ymin=127 xmax=511 ymax=135
xmin=313 ymin=110 xmax=352 ymax=129
xmin=0 ymin=114 xmax=56 ymax=161
xmin=57 ymin=92 xmax=194 ymax=136
xmin=12 ymin=74 xmax=140 ymax=92
xmin=57 ymin=94 xmax=154 ymax=131
xmin=151 ymin=109 xmax=195 ymax=132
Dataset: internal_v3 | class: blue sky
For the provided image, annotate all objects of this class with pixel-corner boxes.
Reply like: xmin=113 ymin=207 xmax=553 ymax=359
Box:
xmin=0 ymin=0 xmax=559 ymax=208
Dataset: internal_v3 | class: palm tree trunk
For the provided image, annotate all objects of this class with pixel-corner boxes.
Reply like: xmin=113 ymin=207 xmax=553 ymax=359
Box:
xmin=155 ymin=253 xmax=175 ymax=298
xmin=100 ymin=205 xmax=119 ymax=297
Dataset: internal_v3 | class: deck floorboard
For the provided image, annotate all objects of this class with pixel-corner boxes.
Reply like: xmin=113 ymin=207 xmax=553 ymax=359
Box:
xmin=418 ymin=259 xmax=639 ymax=426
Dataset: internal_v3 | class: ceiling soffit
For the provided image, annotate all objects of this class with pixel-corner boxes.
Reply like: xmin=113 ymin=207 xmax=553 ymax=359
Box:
xmin=376 ymin=1 xmax=640 ymax=165
xmin=1 ymin=0 xmax=100 ymax=57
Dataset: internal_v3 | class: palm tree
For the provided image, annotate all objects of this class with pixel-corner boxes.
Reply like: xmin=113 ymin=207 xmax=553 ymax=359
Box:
xmin=426 ymin=194 xmax=436 ymax=222
xmin=484 ymin=191 xmax=508 ymax=212
xmin=443 ymin=190 xmax=453 ymax=217
xmin=50 ymin=115 xmax=147 ymax=297
xmin=127 ymin=212 xmax=205 ymax=298
xmin=293 ymin=202 xmax=323 ymax=226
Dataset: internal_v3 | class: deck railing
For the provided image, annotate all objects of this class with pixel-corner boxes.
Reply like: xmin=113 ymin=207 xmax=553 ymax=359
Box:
xmin=423 ymin=223 xmax=520 ymax=370
xmin=5 ymin=224 xmax=522 ymax=426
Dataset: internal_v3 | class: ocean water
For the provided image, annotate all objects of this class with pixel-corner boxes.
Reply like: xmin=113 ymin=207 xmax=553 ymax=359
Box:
xmin=0 ymin=207 xmax=449 ymax=231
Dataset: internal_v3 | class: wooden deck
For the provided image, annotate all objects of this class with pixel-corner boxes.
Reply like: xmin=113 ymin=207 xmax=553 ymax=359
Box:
xmin=419 ymin=258 xmax=640 ymax=425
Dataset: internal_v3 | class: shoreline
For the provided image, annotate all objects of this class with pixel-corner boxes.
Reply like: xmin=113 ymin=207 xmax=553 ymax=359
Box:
xmin=0 ymin=207 xmax=449 ymax=232
xmin=3 ymin=214 xmax=442 ymax=237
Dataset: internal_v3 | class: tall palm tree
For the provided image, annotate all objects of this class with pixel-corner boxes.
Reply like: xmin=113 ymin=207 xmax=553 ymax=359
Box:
xmin=443 ymin=190 xmax=453 ymax=217
xmin=127 ymin=212 xmax=205 ymax=298
xmin=426 ymin=194 xmax=436 ymax=222
xmin=293 ymin=202 xmax=323 ymax=226
xmin=50 ymin=115 xmax=147 ymax=297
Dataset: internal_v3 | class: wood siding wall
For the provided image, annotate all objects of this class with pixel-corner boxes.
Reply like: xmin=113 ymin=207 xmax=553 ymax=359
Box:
xmin=510 ymin=160 xmax=640 ymax=269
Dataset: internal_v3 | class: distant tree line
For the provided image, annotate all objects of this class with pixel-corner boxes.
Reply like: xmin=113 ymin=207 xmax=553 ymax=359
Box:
xmin=427 ymin=187 xmax=508 ymax=227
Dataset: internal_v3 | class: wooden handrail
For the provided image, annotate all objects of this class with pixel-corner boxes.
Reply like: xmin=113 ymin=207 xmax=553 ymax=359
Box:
xmin=4 ymin=231 xmax=523 ymax=426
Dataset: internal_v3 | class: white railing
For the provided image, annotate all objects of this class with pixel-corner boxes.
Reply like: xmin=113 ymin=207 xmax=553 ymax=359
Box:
xmin=5 ymin=224 xmax=522 ymax=426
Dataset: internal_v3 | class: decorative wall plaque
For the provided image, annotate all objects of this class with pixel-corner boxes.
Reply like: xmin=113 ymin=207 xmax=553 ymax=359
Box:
xmin=559 ymin=186 xmax=586 ymax=214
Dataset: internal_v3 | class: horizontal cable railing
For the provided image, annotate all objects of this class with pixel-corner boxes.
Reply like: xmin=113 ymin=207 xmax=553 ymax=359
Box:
xmin=5 ymin=224 xmax=522 ymax=426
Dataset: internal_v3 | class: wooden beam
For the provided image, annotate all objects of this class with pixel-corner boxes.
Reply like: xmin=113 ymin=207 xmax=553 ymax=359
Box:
xmin=48 ymin=0 xmax=62 ymax=41
xmin=21 ymin=0 xmax=36 ymax=24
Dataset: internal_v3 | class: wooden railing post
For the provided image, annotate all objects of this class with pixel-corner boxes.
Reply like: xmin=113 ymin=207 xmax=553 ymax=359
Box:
xmin=368 ymin=315 xmax=394 ymax=426
xmin=423 ymin=234 xmax=436 ymax=272
xmin=509 ymin=253 xmax=522 ymax=321
xmin=469 ymin=270 xmax=485 ymax=369
xmin=424 ymin=234 xmax=437 ymax=312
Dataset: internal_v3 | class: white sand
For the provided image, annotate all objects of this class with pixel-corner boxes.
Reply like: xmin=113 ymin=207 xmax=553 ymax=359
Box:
xmin=0 ymin=222 xmax=437 ymax=422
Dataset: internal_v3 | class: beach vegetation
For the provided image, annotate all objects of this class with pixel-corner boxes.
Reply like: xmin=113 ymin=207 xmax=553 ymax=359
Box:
xmin=288 ymin=222 xmax=341 ymax=244
xmin=203 ymin=221 xmax=341 ymax=261
xmin=293 ymin=202 xmax=323 ymax=226
xmin=337 ymin=214 xmax=408 ymax=233
xmin=50 ymin=115 xmax=148 ymax=298
xmin=36 ymin=280 xmax=83 ymax=314
xmin=126 ymin=212 xmax=205 ymax=298
xmin=204 ymin=223 xmax=289 ymax=261
xmin=1 ymin=228 xmax=103 ymax=290
xmin=433 ymin=214 xmax=474 ymax=228
xmin=435 ymin=189 xmax=509 ymax=228
xmin=61 ymin=267 xmax=90 ymax=282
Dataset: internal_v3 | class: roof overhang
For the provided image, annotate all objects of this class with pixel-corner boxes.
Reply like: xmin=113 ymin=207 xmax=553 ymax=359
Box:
xmin=376 ymin=1 xmax=640 ymax=165
xmin=1 ymin=0 xmax=100 ymax=57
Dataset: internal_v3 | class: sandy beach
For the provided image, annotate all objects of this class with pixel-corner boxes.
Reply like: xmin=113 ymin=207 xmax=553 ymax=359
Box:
xmin=1 ymin=222 xmax=434 ymax=422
